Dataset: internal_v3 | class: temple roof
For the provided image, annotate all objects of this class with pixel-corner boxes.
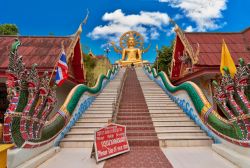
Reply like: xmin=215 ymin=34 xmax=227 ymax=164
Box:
xmin=184 ymin=27 xmax=250 ymax=66
xmin=0 ymin=36 xmax=74 ymax=70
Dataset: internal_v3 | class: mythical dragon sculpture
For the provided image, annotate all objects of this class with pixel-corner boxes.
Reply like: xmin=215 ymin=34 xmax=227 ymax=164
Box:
xmin=144 ymin=57 xmax=250 ymax=147
xmin=3 ymin=39 xmax=119 ymax=148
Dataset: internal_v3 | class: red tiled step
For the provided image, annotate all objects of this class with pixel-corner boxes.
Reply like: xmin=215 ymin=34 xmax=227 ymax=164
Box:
xmin=126 ymin=131 xmax=157 ymax=137
xmin=117 ymin=112 xmax=151 ymax=116
xmin=117 ymin=116 xmax=152 ymax=120
xmin=126 ymin=125 xmax=155 ymax=131
xmin=117 ymin=120 xmax=153 ymax=125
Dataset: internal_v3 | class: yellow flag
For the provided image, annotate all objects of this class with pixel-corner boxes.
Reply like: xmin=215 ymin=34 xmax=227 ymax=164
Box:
xmin=220 ymin=40 xmax=237 ymax=77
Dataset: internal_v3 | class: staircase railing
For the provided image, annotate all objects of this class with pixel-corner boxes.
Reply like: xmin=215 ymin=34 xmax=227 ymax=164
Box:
xmin=112 ymin=68 xmax=128 ymax=123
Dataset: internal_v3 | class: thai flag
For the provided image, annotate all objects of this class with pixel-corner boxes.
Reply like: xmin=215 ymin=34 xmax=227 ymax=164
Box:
xmin=55 ymin=51 xmax=68 ymax=86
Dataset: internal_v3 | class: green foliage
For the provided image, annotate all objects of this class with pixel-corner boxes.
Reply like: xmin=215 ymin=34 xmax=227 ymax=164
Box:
xmin=0 ymin=24 xmax=19 ymax=35
xmin=153 ymin=41 xmax=174 ymax=76
xmin=83 ymin=54 xmax=96 ymax=69
xmin=83 ymin=53 xmax=97 ymax=86
xmin=83 ymin=53 xmax=112 ymax=87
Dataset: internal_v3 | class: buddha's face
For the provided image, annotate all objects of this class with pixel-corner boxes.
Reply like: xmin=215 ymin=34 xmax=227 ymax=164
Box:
xmin=127 ymin=37 xmax=135 ymax=47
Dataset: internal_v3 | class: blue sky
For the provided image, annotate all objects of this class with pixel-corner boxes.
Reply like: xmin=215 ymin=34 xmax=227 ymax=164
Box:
xmin=1 ymin=0 xmax=250 ymax=63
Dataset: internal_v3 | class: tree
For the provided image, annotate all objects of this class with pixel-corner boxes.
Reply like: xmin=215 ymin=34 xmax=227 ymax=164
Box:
xmin=83 ymin=53 xmax=97 ymax=86
xmin=0 ymin=24 xmax=19 ymax=35
xmin=153 ymin=41 xmax=174 ymax=76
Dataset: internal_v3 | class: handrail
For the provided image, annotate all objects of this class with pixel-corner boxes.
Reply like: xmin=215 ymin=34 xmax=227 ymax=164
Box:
xmin=112 ymin=68 xmax=128 ymax=123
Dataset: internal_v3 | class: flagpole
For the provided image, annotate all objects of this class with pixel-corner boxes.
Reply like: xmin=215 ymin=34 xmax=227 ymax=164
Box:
xmin=49 ymin=41 xmax=65 ymax=85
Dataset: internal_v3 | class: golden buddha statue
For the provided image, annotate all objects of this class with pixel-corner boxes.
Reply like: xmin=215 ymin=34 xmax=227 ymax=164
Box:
xmin=111 ymin=31 xmax=150 ymax=67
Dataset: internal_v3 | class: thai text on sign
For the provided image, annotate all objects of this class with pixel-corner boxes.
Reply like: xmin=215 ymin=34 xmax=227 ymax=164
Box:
xmin=94 ymin=123 xmax=130 ymax=162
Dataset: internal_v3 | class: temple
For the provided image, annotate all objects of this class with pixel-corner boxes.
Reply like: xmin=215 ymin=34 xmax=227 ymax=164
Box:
xmin=170 ymin=25 xmax=250 ymax=112
xmin=0 ymin=26 xmax=85 ymax=123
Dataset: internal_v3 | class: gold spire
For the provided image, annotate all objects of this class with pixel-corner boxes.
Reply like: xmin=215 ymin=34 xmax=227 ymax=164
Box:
xmin=76 ymin=9 xmax=90 ymax=35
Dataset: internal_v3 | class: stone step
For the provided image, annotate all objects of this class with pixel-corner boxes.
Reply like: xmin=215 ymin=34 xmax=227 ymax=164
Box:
xmin=149 ymin=109 xmax=183 ymax=113
xmin=151 ymin=113 xmax=186 ymax=117
xmin=145 ymin=100 xmax=173 ymax=102
xmin=143 ymin=94 xmax=167 ymax=97
xmin=77 ymin=118 xmax=109 ymax=123
xmin=148 ymin=107 xmax=180 ymax=110
xmin=145 ymin=99 xmax=171 ymax=101
xmin=95 ymin=97 xmax=116 ymax=100
xmin=157 ymin=131 xmax=206 ymax=137
xmin=85 ymin=110 xmax=112 ymax=114
xmin=74 ymin=122 xmax=107 ymax=127
xmin=144 ymin=97 xmax=170 ymax=99
xmin=65 ymin=134 xmax=94 ymax=139
xmin=92 ymin=100 xmax=113 ymax=106
xmin=86 ymin=107 xmax=113 ymax=111
xmin=155 ymin=126 xmax=200 ymax=131
xmin=155 ymin=129 xmax=204 ymax=134
xmin=159 ymin=137 xmax=213 ymax=147
xmin=66 ymin=131 xmax=94 ymax=135
xmin=153 ymin=121 xmax=197 ymax=127
xmin=99 ymin=92 xmax=117 ymax=94
xmin=65 ymin=133 xmax=95 ymax=138
xmin=60 ymin=140 xmax=93 ymax=148
xmin=152 ymin=117 xmax=191 ymax=122
xmin=90 ymin=104 xmax=113 ymax=107
xmin=142 ymin=91 xmax=165 ymax=94
xmin=96 ymin=96 xmax=117 ymax=98
xmin=146 ymin=104 xmax=178 ymax=107
xmin=81 ymin=113 xmax=112 ymax=118
xmin=69 ymin=128 xmax=99 ymax=133
xmin=71 ymin=125 xmax=101 ymax=130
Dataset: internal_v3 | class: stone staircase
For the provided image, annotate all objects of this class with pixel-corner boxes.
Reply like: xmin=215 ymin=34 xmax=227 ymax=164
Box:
xmin=136 ymin=68 xmax=213 ymax=147
xmin=60 ymin=70 xmax=124 ymax=148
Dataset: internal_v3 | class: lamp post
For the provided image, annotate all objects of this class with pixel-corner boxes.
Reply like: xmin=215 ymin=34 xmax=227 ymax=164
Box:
xmin=156 ymin=45 xmax=159 ymax=73
xmin=104 ymin=46 xmax=111 ymax=57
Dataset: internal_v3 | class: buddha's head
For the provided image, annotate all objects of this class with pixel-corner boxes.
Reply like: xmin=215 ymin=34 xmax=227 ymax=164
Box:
xmin=127 ymin=33 xmax=135 ymax=47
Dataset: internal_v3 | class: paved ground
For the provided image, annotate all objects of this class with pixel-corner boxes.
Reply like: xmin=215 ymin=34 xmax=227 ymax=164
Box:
xmin=38 ymin=146 xmax=238 ymax=168
xmin=162 ymin=147 xmax=238 ymax=168
xmin=38 ymin=148 xmax=104 ymax=168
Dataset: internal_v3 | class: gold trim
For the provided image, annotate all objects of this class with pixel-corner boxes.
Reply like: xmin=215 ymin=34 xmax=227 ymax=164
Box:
xmin=170 ymin=37 xmax=177 ymax=77
xmin=174 ymin=24 xmax=199 ymax=64
xmin=200 ymin=104 xmax=211 ymax=121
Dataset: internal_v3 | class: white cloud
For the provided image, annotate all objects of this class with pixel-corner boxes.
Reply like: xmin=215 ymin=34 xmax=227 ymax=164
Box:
xmin=159 ymin=0 xmax=227 ymax=31
xmin=150 ymin=28 xmax=160 ymax=39
xmin=185 ymin=25 xmax=194 ymax=32
xmin=88 ymin=9 xmax=170 ymax=42
xmin=173 ymin=14 xmax=183 ymax=20
xmin=166 ymin=26 xmax=175 ymax=36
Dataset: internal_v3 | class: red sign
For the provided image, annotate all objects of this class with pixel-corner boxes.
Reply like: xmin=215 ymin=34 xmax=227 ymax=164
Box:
xmin=94 ymin=123 xmax=130 ymax=162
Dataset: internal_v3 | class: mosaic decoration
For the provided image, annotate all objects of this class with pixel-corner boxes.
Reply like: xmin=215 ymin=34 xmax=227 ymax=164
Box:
xmin=3 ymin=39 xmax=119 ymax=148
xmin=144 ymin=61 xmax=250 ymax=147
